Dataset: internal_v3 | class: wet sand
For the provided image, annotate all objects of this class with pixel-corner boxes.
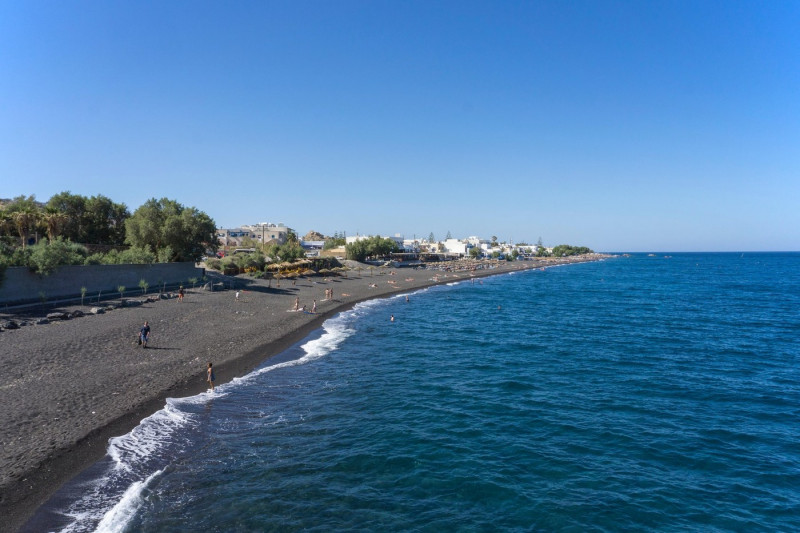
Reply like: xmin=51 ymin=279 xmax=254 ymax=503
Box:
xmin=0 ymin=257 xmax=605 ymax=531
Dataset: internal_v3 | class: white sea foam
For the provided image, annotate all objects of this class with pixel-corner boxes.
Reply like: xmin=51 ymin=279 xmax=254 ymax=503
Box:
xmin=108 ymin=400 xmax=196 ymax=472
xmin=53 ymin=300 xmax=383 ymax=532
xmin=93 ymin=470 xmax=162 ymax=533
xmin=56 ymin=401 xmax=195 ymax=532
xmin=241 ymin=310 xmax=358 ymax=382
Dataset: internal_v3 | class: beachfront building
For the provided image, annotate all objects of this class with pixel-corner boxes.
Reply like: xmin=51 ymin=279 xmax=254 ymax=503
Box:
xmin=419 ymin=239 xmax=442 ymax=252
xmin=442 ymin=238 xmax=468 ymax=256
xmin=300 ymin=240 xmax=325 ymax=257
xmin=515 ymin=245 xmax=538 ymax=258
xmin=402 ymin=239 xmax=421 ymax=252
xmin=216 ymin=222 xmax=294 ymax=248
xmin=346 ymin=234 xmax=405 ymax=248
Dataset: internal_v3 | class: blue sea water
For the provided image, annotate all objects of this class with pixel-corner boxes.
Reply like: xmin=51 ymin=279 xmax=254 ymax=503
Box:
xmin=28 ymin=253 xmax=800 ymax=532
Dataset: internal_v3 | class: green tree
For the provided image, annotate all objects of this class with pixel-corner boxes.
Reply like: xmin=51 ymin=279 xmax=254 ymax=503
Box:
xmin=345 ymin=236 xmax=400 ymax=262
xmin=125 ymin=198 xmax=216 ymax=262
xmin=46 ymin=191 xmax=87 ymax=243
xmin=5 ymin=196 xmax=42 ymax=248
xmin=119 ymin=246 xmax=157 ymax=264
xmin=469 ymin=246 xmax=482 ymax=259
xmin=266 ymin=240 xmax=305 ymax=263
xmin=0 ymin=210 xmax=14 ymax=244
xmin=323 ymin=237 xmax=346 ymax=250
xmin=428 ymin=232 xmax=435 ymax=244
xmin=84 ymin=195 xmax=129 ymax=244
xmin=551 ymin=244 xmax=593 ymax=257
xmin=536 ymin=237 xmax=550 ymax=257
xmin=42 ymin=212 xmax=68 ymax=242
xmin=445 ymin=230 xmax=452 ymax=240
xmin=45 ymin=192 xmax=129 ymax=244
xmin=27 ymin=238 xmax=88 ymax=274
xmin=13 ymin=210 xmax=41 ymax=248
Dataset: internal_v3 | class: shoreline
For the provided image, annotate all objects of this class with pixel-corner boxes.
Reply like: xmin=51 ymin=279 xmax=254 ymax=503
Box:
xmin=1 ymin=256 xmax=608 ymax=531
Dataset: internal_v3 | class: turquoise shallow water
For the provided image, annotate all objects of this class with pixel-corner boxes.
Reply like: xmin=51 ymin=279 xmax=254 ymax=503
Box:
xmin=30 ymin=253 xmax=800 ymax=532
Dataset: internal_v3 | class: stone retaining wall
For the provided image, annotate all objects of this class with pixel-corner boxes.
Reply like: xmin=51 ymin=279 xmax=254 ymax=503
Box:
xmin=0 ymin=263 xmax=204 ymax=305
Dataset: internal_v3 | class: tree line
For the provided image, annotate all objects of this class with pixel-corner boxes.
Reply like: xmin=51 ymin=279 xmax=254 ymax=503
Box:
xmin=551 ymin=244 xmax=594 ymax=257
xmin=0 ymin=193 xmax=217 ymax=275
xmin=345 ymin=236 xmax=400 ymax=262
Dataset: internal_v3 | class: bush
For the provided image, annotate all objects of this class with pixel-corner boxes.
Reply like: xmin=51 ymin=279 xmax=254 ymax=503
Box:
xmin=119 ymin=246 xmax=156 ymax=264
xmin=27 ymin=238 xmax=88 ymax=275
xmin=157 ymin=246 xmax=174 ymax=263
xmin=205 ymin=258 xmax=222 ymax=271
xmin=84 ymin=253 xmax=105 ymax=265
xmin=235 ymin=251 xmax=266 ymax=271
xmin=220 ymin=257 xmax=239 ymax=274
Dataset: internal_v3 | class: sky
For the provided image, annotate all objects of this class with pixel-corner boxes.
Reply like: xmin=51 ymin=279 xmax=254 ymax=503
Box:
xmin=1 ymin=1 xmax=798 ymax=252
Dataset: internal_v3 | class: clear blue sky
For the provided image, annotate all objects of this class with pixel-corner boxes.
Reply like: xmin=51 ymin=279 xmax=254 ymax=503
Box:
xmin=1 ymin=1 xmax=798 ymax=252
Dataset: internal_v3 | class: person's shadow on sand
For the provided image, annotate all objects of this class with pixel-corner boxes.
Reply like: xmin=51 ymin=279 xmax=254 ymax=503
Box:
xmin=133 ymin=345 xmax=179 ymax=351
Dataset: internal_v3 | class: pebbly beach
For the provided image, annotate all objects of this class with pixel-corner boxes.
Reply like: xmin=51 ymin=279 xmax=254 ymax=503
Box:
xmin=0 ymin=256 xmax=606 ymax=531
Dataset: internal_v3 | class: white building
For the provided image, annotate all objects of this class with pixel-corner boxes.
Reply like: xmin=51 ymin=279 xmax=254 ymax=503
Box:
xmin=402 ymin=239 xmax=421 ymax=252
xmin=442 ymin=238 xmax=468 ymax=256
xmin=217 ymin=222 xmax=294 ymax=247
xmin=346 ymin=234 xmax=404 ymax=248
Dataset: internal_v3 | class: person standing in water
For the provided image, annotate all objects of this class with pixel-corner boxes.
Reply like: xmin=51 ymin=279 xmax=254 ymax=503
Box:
xmin=207 ymin=362 xmax=215 ymax=391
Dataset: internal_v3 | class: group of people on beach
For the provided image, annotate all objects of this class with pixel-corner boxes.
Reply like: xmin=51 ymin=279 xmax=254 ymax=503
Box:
xmin=293 ymin=295 xmax=322 ymax=314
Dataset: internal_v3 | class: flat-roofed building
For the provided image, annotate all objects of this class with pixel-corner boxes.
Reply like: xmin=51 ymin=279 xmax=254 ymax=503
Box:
xmin=216 ymin=222 xmax=294 ymax=248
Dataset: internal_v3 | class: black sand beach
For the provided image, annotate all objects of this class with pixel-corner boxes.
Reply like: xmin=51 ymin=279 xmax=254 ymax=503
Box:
xmin=0 ymin=257 xmax=604 ymax=531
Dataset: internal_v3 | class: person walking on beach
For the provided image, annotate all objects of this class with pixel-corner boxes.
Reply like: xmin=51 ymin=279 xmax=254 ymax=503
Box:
xmin=178 ymin=286 xmax=184 ymax=301
xmin=235 ymin=290 xmax=240 ymax=302
xmin=294 ymin=297 xmax=300 ymax=311
xmin=312 ymin=299 xmax=317 ymax=313
xmin=207 ymin=362 xmax=215 ymax=391
xmin=139 ymin=321 xmax=150 ymax=348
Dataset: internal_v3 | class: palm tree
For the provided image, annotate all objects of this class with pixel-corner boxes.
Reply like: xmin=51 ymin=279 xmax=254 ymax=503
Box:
xmin=42 ymin=212 xmax=68 ymax=242
xmin=0 ymin=211 xmax=13 ymax=238
xmin=13 ymin=210 xmax=41 ymax=248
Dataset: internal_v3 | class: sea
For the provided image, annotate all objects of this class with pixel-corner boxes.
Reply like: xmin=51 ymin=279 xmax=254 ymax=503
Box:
xmin=24 ymin=252 xmax=800 ymax=532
